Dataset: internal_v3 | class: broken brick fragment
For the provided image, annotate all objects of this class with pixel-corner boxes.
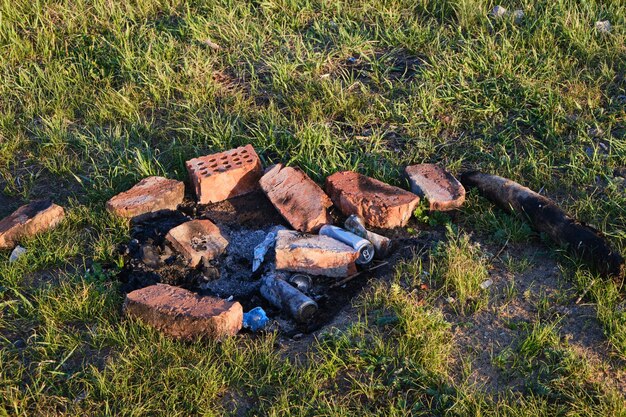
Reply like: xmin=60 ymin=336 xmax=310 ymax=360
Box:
xmin=0 ymin=201 xmax=65 ymax=250
xmin=325 ymin=171 xmax=420 ymax=228
xmin=124 ymin=284 xmax=242 ymax=340
xmin=165 ymin=219 xmax=228 ymax=267
xmin=186 ymin=144 xmax=262 ymax=204
xmin=275 ymin=230 xmax=358 ymax=278
xmin=106 ymin=176 xmax=185 ymax=219
xmin=259 ymin=164 xmax=332 ymax=233
xmin=404 ymin=164 xmax=465 ymax=211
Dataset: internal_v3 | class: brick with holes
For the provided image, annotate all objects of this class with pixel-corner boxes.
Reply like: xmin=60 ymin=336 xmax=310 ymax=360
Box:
xmin=165 ymin=219 xmax=229 ymax=267
xmin=186 ymin=145 xmax=263 ymax=204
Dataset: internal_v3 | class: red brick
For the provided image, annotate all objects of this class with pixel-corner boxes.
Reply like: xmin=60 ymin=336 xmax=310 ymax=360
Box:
xmin=106 ymin=176 xmax=184 ymax=219
xmin=0 ymin=201 xmax=65 ymax=250
xmin=275 ymin=230 xmax=358 ymax=278
xmin=124 ymin=284 xmax=242 ymax=340
xmin=186 ymin=145 xmax=262 ymax=204
xmin=325 ymin=171 xmax=420 ymax=228
xmin=165 ymin=219 xmax=228 ymax=267
xmin=405 ymin=164 xmax=465 ymax=211
xmin=259 ymin=164 xmax=332 ymax=233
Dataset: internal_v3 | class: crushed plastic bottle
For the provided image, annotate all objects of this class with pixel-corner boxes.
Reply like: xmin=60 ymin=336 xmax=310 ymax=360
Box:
xmin=242 ymin=307 xmax=270 ymax=332
xmin=252 ymin=225 xmax=286 ymax=272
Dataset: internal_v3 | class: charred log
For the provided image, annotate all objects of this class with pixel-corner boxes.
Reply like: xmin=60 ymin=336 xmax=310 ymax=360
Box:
xmin=460 ymin=171 xmax=624 ymax=280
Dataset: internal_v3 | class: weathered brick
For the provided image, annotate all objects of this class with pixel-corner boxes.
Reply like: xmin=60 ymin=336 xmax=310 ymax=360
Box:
xmin=325 ymin=171 xmax=420 ymax=228
xmin=165 ymin=219 xmax=228 ymax=267
xmin=259 ymin=164 xmax=332 ymax=233
xmin=275 ymin=230 xmax=358 ymax=278
xmin=0 ymin=201 xmax=65 ymax=250
xmin=106 ymin=176 xmax=184 ymax=219
xmin=405 ymin=164 xmax=465 ymax=211
xmin=186 ymin=145 xmax=262 ymax=204
xmin=124 ymin=284 xmax=242 ymax=340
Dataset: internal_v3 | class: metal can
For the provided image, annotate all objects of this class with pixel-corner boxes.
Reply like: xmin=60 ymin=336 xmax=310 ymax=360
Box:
xmin=344 ymin=215 xmax=391 ymax=259
xmin=319 ymin=225 xmax=374 ymax=265
xmin=260 ymin=275 xmax=318 ymax=322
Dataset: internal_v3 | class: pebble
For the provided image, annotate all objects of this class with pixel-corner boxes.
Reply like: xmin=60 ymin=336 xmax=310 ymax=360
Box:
xmin=9 ymin=245 xmax=27 ymax=263
xmin=480 ymin=279 xmax=494 ymax=290
xmin=595 ymin=20 xmax=612 ymax=34
xmin=490 ymin=5 xmax=507 ymax=19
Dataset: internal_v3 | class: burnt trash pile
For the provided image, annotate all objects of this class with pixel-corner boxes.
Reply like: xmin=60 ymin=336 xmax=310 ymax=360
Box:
xmin=109 ymin=146 xmax=468 ymax=341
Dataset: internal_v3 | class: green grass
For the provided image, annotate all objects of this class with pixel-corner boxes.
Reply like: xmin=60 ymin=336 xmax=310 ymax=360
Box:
xmin=1 ymin=0 xmax=625 ymax=415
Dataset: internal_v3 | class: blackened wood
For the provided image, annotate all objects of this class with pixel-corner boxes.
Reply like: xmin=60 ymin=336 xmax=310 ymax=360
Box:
xmin=460 ymin=171 xmax=624 ymax=280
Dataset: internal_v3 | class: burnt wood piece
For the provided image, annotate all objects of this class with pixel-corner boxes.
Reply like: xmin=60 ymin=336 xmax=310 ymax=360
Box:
xmin=460 ymin=171 xmax=624 ymax=280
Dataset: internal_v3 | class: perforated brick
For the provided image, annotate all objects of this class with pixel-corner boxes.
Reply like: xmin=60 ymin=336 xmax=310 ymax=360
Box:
xmin=186 ymin=145 xmax=262 ymax=204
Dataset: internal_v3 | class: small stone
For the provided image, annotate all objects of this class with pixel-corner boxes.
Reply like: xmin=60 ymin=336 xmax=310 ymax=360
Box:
xmin=124 ymin=284 xmax=242 ymax=340
xmin=140 ymin=244 xmax=161 ymax=268
xmin=260 ymin=164 xmax=332 ymax=233
xmin=9 ymin=245 xmax=27 ymax=262
xmin=588 ymin=127 xmax=604 ymax=138
xmin=325 ymin=171 xmax=420 ymax=228
xmin=490 ymin=5 xmax=507 ymax=19
xmin=166 ymin=219 xmax=228 ymax=267
xmin=186 ymin=144 xmax=262 ymax=204
xmin=203 ymin=38 xmax=221 ymax=50
xmin=512 ymin=9 xmax=524 ymax=23
xmin=480 ymin=279 xmax=494 ymax=289
xmin=275 ymin=230 xmax=359 ymax=278
xmin=595 ymin=20 xmax=611 ymax=34
xmin=405 ymin=164 xmax=465 ymax=211
xmin=0 ymin=201 xmax=65 ymax=250
xmin=106 ymin=176 xmax=184 ymax=219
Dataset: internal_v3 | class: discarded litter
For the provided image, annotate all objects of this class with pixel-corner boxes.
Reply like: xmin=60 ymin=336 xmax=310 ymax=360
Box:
xmin=319 ymin=225 xmax=374 ymax=265
xmin=252 ymin=226 xmax=285 ymax=272
xmin=289 ymin=274 xmax=312 ymax=293
xmin=480 ymin=279 xmax=494 ymax=290
xmin=9 ymin=245 xmax=27 ymax=263
xmin=490 ymin=5 xmax=507 ymax=19
xmin=595 ymin=20 xmax=612 ymax=34
xmin=344 ymin=215 xmax=391 ymax=259
xmin=260 ymin=274 xmax=318 ymax=322
xmin=243 ymin=307 xmax=269 ymax=331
